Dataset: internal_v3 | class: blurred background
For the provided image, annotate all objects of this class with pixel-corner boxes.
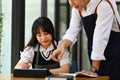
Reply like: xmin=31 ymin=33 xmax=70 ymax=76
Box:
xmin=0 ymin=0 xmax=120 ymax=74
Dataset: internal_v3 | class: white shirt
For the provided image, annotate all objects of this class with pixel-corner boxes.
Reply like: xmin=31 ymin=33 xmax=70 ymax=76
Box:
xmin=63 ymin=0 xmax=120 ymax=60
xmin=19 ymin=41 xmax=71 ymax=67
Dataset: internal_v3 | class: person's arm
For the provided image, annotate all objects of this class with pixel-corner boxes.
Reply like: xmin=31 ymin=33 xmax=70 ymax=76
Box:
xmin=91 ymin=60 xmax=101 ymax=71
xmin=14 ymin=60 xmax=31 ymax=69
xmin=91 ymin=0 xmax=113 ymax=61
xmin=59 ymin=39 xmax=73 ymax=48
xmin=77 ymin=61 xmax=100 ymax=77
xmin=49 ymin=47 xmax=71 ymax=75
xmin=14 ymin=47 xmax=34 ymax=69
xmin=50 ymin=8 xmax=81 ymax=61
xmin=50 ymin=39 xmax=72 ymax=62
xmin=84 ymin=1 xmax=114 ymax=75
xmin=49 ymin=64 xmax=70 ymax=75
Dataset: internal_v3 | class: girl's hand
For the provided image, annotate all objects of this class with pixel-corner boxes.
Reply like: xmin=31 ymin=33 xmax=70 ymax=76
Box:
xmin=14 ymin=61 xmax=31 ymax=69
xmin=20 ymin=61 xmax=31 ymax=69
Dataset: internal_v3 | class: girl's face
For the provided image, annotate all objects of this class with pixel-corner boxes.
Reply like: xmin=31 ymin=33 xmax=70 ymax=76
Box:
xmin=68 ymin=0 xmax=89 ymax=11
xmin=36 ymin=28 xmax=52 ymax=49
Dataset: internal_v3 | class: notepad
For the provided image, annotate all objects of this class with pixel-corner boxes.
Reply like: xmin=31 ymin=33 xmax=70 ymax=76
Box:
xmin=59 ymin=70 xmax=98 ymax=78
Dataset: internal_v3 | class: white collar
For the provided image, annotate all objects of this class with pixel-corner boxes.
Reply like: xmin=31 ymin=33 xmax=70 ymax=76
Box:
xmin=40 ymin=43 xmax=55 ymax=52
xmin=34 ymin=41 xmax=57 ymax=52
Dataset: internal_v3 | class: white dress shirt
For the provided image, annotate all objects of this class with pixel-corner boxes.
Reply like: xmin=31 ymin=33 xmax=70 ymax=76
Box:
xmin=63 ymin=0 xmax=120 ymax=60
xmin=19 ymin=41 xmax=71 ymax=68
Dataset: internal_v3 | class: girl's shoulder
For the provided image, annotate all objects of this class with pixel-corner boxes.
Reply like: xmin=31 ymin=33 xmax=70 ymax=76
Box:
xmin=23 ymin=46 xmax=37 ymax=52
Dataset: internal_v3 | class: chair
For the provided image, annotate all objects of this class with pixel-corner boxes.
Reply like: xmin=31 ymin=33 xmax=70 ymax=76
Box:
xmin=70 ymin=61 xmax=78 ymax=73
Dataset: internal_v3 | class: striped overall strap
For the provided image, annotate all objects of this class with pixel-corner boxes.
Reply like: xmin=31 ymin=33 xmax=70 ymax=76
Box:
xmin=95 ymin=0 xmax=120 ymax=30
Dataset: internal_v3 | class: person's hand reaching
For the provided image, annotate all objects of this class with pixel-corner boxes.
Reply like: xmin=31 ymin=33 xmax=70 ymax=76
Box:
xmin=48 ymin=43 xmax=66 ymax=62
xmin=48 ymin=39 xmax=72 ymax=62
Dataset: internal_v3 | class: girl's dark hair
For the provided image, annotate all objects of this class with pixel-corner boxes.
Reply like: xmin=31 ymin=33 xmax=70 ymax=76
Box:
xmin=25 ymin=17 xmax=56 ymax=48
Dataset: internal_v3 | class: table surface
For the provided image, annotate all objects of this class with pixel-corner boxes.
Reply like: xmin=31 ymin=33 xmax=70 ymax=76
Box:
xmin=0 ymin=74 xmax=109 ymax=80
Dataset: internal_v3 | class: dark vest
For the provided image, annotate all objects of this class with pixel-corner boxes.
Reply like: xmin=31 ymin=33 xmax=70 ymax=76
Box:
xmin=81 ymin=1 xmax=120 ymax=79
xmin=32 ymin=46 xmax=60 ymax=69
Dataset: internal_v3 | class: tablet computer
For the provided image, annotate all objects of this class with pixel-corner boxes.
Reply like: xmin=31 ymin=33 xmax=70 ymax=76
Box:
xmin=13 ymin=68 xmax=52 ymax=78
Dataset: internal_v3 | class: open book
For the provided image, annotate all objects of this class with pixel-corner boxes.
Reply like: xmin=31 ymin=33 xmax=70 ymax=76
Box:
xmin=45 ymin=70 xmax=98 ymax=80
xmin=59 ymin=70 xmax=98 ymax=78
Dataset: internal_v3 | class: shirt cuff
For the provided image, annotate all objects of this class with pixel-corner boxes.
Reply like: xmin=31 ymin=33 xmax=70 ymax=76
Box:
xmin=91 ymin=53 xmax=106 ymax=60
xmin=62 ymin=37 xmax=77 ymax=46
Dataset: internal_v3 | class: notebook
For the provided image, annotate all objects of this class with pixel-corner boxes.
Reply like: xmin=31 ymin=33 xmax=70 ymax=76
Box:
xmin=13 ymin=68 xmax=52 ymax=78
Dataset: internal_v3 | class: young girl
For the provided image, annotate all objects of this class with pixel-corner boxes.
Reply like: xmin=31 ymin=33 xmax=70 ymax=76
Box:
xmin=14 ymin=17 xmax=71 ymax=75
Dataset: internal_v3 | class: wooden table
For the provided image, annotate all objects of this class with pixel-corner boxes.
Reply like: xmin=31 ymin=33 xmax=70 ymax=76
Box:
xmin=0 ymin=74 xmax=109 ymax=80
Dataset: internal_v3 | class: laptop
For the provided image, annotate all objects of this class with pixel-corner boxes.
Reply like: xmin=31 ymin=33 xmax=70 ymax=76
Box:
xmin=13 ymin=68 xmax=52 ymax=78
